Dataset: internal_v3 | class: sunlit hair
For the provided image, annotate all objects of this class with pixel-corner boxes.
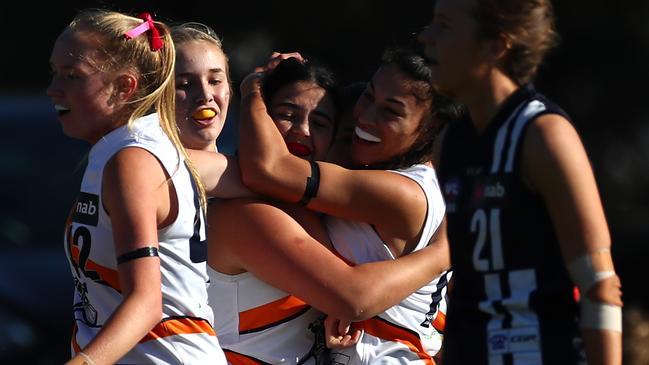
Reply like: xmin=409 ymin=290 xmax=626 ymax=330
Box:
xmin=370 ymin=47 xmax=464 ymax=170
xmin=261 ymin=57 xmax=341 ymax=135
xmin=472 ymin=0 xmax=559 ymax=85
xmin=68 ymin=9 xmax=206 ymax=211
xmin=171 ymin=22 xmax=232 ymax=94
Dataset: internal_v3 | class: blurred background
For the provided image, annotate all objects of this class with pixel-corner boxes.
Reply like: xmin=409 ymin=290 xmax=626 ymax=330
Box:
xmin=1 ymin=0 xmax=648 ymax=363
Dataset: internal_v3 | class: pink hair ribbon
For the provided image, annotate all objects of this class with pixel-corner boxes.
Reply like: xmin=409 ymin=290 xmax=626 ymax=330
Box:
xmin=124 ymin=12 xmax=164 ymax=51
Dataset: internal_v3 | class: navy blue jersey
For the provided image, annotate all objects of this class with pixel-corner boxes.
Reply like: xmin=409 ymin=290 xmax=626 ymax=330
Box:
xmin=438 ymin=85 xmax=585 ymax=364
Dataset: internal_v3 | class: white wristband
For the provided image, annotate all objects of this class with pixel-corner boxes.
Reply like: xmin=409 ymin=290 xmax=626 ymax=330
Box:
xmin=567 ymin=249 xmax=622 ymax=332
xmin=78 ymin=351 xmax=97 ymax=365
xmin=580 ymin=297 xmax=622 ymax=332
xmin=567 ymin=249 xmax=614 ymax=292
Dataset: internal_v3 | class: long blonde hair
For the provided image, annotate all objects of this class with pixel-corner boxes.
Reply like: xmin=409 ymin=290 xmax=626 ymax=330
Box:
xmin=68 ymin=9 xmax=207 ymax=212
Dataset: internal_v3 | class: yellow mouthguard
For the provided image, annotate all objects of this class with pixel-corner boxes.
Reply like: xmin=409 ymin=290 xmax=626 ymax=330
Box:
xmin=193 ymin=109 xmax=216 ymax=119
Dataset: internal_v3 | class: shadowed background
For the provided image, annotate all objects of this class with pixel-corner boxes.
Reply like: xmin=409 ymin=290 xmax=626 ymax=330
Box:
xmin=0 ymin=1 xmax=647 ymax=363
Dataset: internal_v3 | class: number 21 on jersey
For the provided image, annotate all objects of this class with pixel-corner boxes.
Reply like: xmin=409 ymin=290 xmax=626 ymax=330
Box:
xmin=471 ymin=208 xmax=504 ymax=272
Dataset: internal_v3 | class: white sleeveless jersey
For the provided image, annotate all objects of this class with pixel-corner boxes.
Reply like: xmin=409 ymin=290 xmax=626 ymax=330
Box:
xmin=326 ymin=164 xmax=451 ymax=365
xmin=64 ymin=114 xmax=226 ymax=364
xmin=208 ymin=266 xmax=325 ymax=364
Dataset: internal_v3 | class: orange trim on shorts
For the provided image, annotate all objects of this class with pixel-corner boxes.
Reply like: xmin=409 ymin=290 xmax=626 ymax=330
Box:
xmin=71 ymin=323 xmax=81 ymax=353
xmin=432 ymin=310 xmax=446 ymax=333
xmin=140 ymin=317 xmax=216 ymax=343
xmin=70 ymin=245 xmax=121 ymax=292
xmin=354 ymin=317 xmax=435 ymax=364
xmin=239 ymin=295 xmax=310 ymax=334
xmin=225 ymin=349 xmax=272 ymax=365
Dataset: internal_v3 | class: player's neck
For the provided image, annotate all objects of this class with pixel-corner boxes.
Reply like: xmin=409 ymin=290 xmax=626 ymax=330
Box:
xmin=462 ymin=71 xmax=518 ymax=134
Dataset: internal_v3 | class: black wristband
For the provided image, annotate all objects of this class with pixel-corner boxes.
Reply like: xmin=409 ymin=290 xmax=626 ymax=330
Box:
xmin=117 ymin=247 xmax=159 ymax=265
xmin=299 ymin=160 xmax=320 ymax=206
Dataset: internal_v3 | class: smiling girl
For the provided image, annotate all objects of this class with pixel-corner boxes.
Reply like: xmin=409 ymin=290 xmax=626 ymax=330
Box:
xmin=48 ymin=9 xmax=228 ymax=365
xmin=172 ymin=22 xmax=232 ymax=153
xmin=235 ymin=48 xmax=459 ymax=364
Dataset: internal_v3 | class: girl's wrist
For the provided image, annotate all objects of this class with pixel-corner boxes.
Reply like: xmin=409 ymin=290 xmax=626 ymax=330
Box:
xmin=241 ymin=89 xmax=262 ymax=101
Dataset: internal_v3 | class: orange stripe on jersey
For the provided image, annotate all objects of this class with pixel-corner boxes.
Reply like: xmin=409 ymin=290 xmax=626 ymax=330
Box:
xmin=354 ymin=317 xmax=435 ymax=364
xmin=69 ymin=245 xmax=121 ymax=292
xmin=140 ymin=317 xmax=216 ymax=343
xmin=239 ymin=295 xmax=310 ymax=334
xmin=432 ymin=311 xmax=446 ymax=333
xmin=225 ymin=349 xmax=272 ymax=365
xmin=71 ymin=323 xmax=81 ymax=353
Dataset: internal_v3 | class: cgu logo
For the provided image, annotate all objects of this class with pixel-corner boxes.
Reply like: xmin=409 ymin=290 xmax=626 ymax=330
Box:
xmin=488 ymin=334 xmax=507 ymax=351
xmin=510 ymin=334 xmax=537 ymax=343
xmin=72 ymin=192 xmax=100 ymax=226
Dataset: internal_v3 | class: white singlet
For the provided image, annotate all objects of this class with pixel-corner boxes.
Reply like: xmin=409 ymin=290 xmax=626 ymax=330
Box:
xmin=326 ymin=164 xmax=451 ymax=365
xmin=208 ymin=266 xmax=325 ymax=365
xmin=64 ymin=113 xmax=226 ymax=364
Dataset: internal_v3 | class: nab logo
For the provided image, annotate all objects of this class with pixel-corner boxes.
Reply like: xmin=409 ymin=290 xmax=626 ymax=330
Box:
xmin=72 ymin=192 xmax=99 ymax=226
xmin=474 ymin=181 xmax=506 ymax=200
xmin=484 ymin=182 xmax=506 ymax=198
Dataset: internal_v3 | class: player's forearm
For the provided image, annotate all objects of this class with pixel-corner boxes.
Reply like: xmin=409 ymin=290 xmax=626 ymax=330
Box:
xmin=582 ymin=328 xmax=622 ymax=365
xmin=72 ymin=292 xmax=162 ymax=365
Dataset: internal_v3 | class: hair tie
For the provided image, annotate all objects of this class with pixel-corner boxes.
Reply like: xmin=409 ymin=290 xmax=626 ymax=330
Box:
xmin=124 ymin=12 xmax=164 ymax=51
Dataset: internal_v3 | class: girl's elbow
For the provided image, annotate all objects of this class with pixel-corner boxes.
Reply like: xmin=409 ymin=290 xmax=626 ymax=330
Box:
xmin=347 ymin=306 xmax=371 ymax=322
xmin=349 ymin=295 xmax=382 ymax=321
xmin=240 ymin=160 xmax=273 ymax=191
xmin=335 ymin=289 xmax=380 ymax=321
xmin=327 ymin=300 xmax=367 ymax=322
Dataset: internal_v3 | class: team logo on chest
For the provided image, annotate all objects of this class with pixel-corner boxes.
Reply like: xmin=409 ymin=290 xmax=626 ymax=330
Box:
xmin=475 ymin=181 xmax=506 ymax=199
xmin=72 ymin=192 xmax=99 ymax=226
xmin=443 ymin=177 xmax=461 ymax=213
xmin=472 ymin=176 xmax=508 ymax=204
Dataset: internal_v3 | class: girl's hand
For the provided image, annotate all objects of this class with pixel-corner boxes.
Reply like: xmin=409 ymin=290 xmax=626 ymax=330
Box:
xmin=239 ymin=52 xmax=305 ymax=98
xmin=265 ymin=51 xmax=304 ymax=70
xmin=324 ymin=315 xmax=361 ymax=349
